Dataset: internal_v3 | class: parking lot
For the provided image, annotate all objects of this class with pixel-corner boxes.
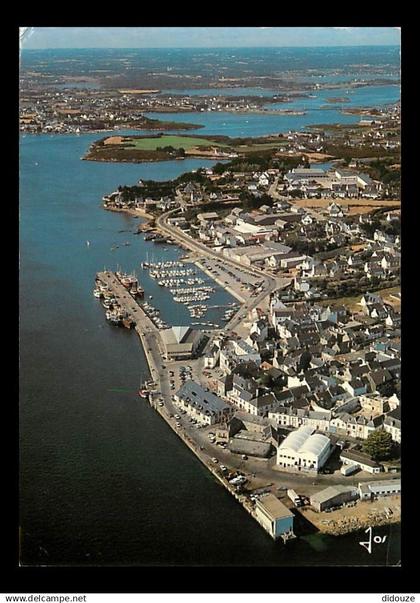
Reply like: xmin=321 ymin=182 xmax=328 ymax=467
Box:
xmin=198 ymin=257 xmax=263 ymax=301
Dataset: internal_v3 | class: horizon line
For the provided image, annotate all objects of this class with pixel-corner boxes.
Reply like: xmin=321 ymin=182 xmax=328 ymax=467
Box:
xmin=21 ymin=44 xmax=401 ymax=51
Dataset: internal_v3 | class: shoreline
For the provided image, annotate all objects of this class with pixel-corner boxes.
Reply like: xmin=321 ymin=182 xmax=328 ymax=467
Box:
xmin=20 ymin=121 xmax=204 ymax=137
xmin=85 ymin=153 xmax=231 ymax=164
xmin=104 ymin=205 xmax=155 ymax=222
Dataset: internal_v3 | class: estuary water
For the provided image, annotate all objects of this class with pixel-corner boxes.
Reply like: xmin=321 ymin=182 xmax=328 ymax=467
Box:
xmin=145 ymin=83 xmax=399 ymax=138
xmin=20 ymin=76 xmax=401 ymax=566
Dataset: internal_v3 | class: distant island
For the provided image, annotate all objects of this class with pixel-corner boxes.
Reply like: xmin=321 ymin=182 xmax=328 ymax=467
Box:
xmin=83 ymin=133 xmax=296 ymax=163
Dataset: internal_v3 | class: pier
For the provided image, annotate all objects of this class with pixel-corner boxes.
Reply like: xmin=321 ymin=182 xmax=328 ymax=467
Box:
xmin=95 ymin=271 xmax=164 ymax=383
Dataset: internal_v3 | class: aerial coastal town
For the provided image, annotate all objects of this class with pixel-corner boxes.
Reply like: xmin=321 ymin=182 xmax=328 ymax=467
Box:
xmin=20 ymin=38 xmax=401 ymax=557
xmin=93 ymin=121 xmax=401 ymax=542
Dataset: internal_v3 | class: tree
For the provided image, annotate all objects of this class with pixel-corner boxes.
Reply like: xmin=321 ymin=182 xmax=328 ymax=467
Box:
xmin=363 ymin=430 xmax=393 ymax=461
xmin=377 ymin=381 xmax=397 ymax=398
xmin=298 ymin=349 xmax=312 ymax=373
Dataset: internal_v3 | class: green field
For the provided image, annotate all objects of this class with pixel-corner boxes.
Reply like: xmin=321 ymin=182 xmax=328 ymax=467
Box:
xmin=127 ymin=135 xmax=227 ymax=150
xmin=237 ymin=142 xmax=285 ymax=152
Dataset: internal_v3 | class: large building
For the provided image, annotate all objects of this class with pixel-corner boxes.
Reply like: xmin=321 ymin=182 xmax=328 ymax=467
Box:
xmin=276 ymin=425 xmax=332 ymax=472
xmin=173 ymin=380 xmax=233 ymax=425
xmin=160 ymin=326 xmax=204 ymax=360
xmin=358 ymin=479 xmax=401 ymax=500
xmin=254 ymin=494 xmax=295 ymax=541
xmin=310 ymin=485 xmax=359 ymax=512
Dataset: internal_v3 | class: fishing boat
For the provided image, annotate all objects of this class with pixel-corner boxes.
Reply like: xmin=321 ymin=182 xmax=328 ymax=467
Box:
xmin=138 ymin=375 xmax=150 ymax=399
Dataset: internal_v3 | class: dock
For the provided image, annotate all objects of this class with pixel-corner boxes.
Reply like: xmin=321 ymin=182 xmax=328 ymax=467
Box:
xmin=96 ymin=271 xmax=164 ymax=383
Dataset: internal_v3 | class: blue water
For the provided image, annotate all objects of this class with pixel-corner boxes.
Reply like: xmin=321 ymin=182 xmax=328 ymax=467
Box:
xmin=269 ymin=84 xmax=400 ymax=110
xmin=145 ymin=83 xmax=399 ymax=137
xmin=20 ymin=130 xmax=231 ymax=327
xmin=163 ymin=87 xmax=282 ymax=97
xmin=145 ymin=109 xmax=361 ymax=137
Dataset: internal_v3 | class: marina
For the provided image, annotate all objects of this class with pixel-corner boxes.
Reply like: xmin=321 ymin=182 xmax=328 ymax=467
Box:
xmin=141 ymin=258 xmax=237 ymax=323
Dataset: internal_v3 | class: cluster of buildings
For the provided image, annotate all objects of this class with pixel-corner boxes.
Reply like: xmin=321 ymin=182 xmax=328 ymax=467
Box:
xmin=19 ymin=86 xmax=192 ymax=134
xmin=118 ymin=92 xmax=290 ymax=114
xmin=174 ymin=285 xmax=400 ymax=475
xmin=310 ymin=478 xmax=401 ymax=512
xmin=283 ymin=167 xmax=384 ymax=199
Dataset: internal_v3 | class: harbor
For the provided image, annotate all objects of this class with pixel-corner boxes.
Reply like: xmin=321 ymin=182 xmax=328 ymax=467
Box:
xmin=140 ymin=258 xmax=241 ymax=326
xmin=93 ymin=271 xmax=297 ymax=543
xmin=93 ymin=268 xmax=291 ymax=542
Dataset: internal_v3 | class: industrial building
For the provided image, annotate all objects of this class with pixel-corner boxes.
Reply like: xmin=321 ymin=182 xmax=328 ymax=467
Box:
xmin=160 ymin=326 xmax=204 ymax=360
xmin=173 ymin=380 xmax=233 ymax=425
xmin=254 ymin=494 xmax=295 ymax=542
xmin=310 ymin=485 xmax=359 ymax=512
xmin=276 ymin=425 xmax=332 ymax=472
xmin=358 ymin=479 xmax=401 ymax=500
xmin=340 ymin=449 xmax=382 ymax=474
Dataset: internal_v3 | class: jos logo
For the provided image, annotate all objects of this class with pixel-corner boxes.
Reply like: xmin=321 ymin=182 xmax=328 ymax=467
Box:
xmin=359 ymin=526 xmax=387 ymax=554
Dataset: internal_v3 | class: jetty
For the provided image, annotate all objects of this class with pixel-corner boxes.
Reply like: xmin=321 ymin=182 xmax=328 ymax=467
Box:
xmin=95 ymin=271 xmax=164 ymax=383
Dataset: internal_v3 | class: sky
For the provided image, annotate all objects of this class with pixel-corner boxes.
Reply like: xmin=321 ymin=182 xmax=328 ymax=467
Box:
xmin=20 ymin=27 xmax=400 ymax=49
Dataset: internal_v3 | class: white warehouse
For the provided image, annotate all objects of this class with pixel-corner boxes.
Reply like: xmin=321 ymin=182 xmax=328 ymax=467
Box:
xmin=277 ymin=425 xmax=332 ymax=473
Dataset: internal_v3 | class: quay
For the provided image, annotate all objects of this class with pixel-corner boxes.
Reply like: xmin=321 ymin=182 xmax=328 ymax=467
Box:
xmin=95 ymin=271 xmax=164 ymax=384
